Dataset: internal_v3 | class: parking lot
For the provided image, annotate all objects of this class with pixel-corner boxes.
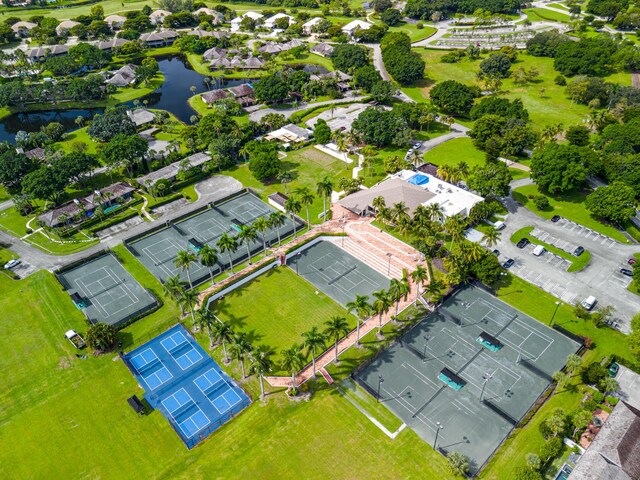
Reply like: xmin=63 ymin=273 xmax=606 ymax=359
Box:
xmin=489 ymin=202 xmax=640 ymax=332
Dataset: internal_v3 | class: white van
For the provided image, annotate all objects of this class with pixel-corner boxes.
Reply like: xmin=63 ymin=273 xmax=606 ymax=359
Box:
xmin=494 ymin=221 xmax=506 ymax=231
xmin=581 ymin=296 xmax=597 ymax=311
xmin=532 ymin=245 xmax=545 ymax=256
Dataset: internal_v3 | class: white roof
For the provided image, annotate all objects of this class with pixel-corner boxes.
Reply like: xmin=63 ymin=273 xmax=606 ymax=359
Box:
xmin=266 ymin=13 xmax=293 ymax=23
xmin=232 ymin=11 xmax=264 ymax=23
xmin=104 ymin=14 xmax=126 ymax=23
xmin=342 ymin=19 xmax=372 ymax=32
xmin=194 ymin=7 xmax=216 ymax=16
xmin=57 ymin=20 xmax=80 ymax=29
xmin=11 ymin=21 xmax=36 ymax=31
xmin=302 ymin=17 xmax=323 ymax=28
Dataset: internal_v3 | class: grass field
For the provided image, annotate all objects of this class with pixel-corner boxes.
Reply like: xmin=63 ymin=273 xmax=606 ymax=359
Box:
xmin=214 ymin=266 xmax=357 ymax=372
xmin=511 ymin=225 xmax=591 ymax=272
xmin=523 ymin=7 xmax=572 ymax=23
xmin=414 ymin=50 xmax=631 ymax=129
xmin=221 ymin=146 xmax=351 ymax=223
xmin=0 ymin=268 xmax=451 ymax=479
xmin=422 ymin=137 xmax=530 ymax=180
xmin=512 ymin=184 xmax=630 ymax=243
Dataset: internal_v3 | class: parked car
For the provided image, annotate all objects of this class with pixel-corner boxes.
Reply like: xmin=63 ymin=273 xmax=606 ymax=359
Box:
xmin=517 ymin=238 xmax=530 ymax=249
xmin=4 ymin=259 xmax=21 ymax=270
xmin=573 ymin=246 xmax=584 ymax=257
xmin=492 ymin=249 xmax=500 ymax=256
xmin=532 ymin=245 xmax=545 ymax=256
xmin=413 ymin=142 xmax=421 ymax=149
xmin=494 ymin=221 xmax=506 ymax=231
xmin=608 ymin=361 xmax=620 ymax=378
xmin=503 ymin=258 xmax=515 ymax=268
xmin=551 ymin=215 xmax=562 ymax=223
xmin=628 ymin=258 xmax=637 ymax=265
xmin=620 ymin=268 xmax=633 ymax=277
xmin=581 ymin=295 xmax=597 ymax=311
xmin=64 ymin=330 xmax=85 ymax=349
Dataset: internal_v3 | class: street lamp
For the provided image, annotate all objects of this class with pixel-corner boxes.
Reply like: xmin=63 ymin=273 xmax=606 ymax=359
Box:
xmin=549 ymin=301 xmax=561 ymax=326
xmin=377 ymin=375 xmax=384 ymax=403
xmin=497 ymin=272 xmax=508 ymax=291
xmin=422 ymin=334 xmax=429 ymax=360
xmin=295 ymin=252 xmax=301 ymax=276
xmin=434 ymin=421 xmax=443 ymax=449
xmin=386 ymin=252 xmax=392 ymax=276
xmin=480 ymin=373 xmax=493 ymax=402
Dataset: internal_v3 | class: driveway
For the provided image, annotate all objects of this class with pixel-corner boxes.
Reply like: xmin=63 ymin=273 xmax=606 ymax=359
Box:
xmin=614 ymin=365 xmax=640 ymax=409
xmin=493 ymin=194 xmax=640 ymax=332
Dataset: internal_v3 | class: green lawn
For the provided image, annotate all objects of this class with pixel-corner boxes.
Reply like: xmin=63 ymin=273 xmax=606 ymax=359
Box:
xmin=388 ymin=23 xmax=437 ymax=42
xmin=416 ymin=50 xmax=631 ymax=129
xmin=214 ymin=266 xmax=357 ymax=372
xmin=0 ymin=268 xmax=451 ymax=479
xmin=513 ymin=184 xmax=630 ymax=243
xmin=510 ymin=226 xmax=591 ymax=272
xmin=523 ymin=7 xmax=572 ymax=23
xmin=221 ymin=146 xmax=351 ymax=224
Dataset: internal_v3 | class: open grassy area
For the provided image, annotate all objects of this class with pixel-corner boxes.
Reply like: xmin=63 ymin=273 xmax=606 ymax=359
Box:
xmin=24 ymin=231 xmax=99 ymax=255
xmin=523 ymin=7 xmax=572 ymax=23
xmin=0 ymin=267 xmax=451 ymax=479
xmin=510 ymin=226 xmax=591 ymax=272
xmin=214 ymin=266 xmax=357 ymax=372
xmin=221 ymin=146 xmax=351 ymax=223
xmin=415 ymin=50 xmax=631 ymax=129
xmin=388 ymin=23 xmax=437 ymax=42
xmin=513 ymin=184 xmax=630 ymax=243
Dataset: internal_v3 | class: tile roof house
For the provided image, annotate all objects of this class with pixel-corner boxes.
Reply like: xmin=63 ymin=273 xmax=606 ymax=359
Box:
xmin=11 ymin=21 xmax=36 ymax=36
xmin=104 ymin=14 xmax=126 ymax=30
xmin=570 ymin=402 xmax=640 ymax=480
xmin=24 ymin=147 xmax=45 ymax=160
xmin=137 ymin=152 xmax=211 ymax=186
xmin=310 ymin=42 xmax=334 ymax=57
xmin=93 ymin=37 xmax=128 ymax=51
xmin=139 ymin=30 xmax=178 ymax=47
xmin=55 ymin=20 xmax=80 ymax=36
xmin=201 ymin=89 xmax=229 ymax=105
xmin=228 ymin=83 xmax=254 ymax=98
xmin=264 ymin=124 xmax=312 ymax=143
xmin=230 ymin=11 xmax=264 ymax=31
xmin=38 ymin=182 xmax=135 ymax=228
xmin=190 ymin=28 xmax=227 ymax=38
xmin=149 ymin=9 xmax=172 ymax=25
xmin=106 ymin=64 xmax=137 ymax=87
xmin=202 ymin=46 xmax=227 ymax=60
xmin=127 ymin=108 xmax=157 ymax=127
xmin=193 ymin=7 xmax=223 ymax=24
xmin=26 ymin=44 xmax=70 ymax=62
xmin=302 ymin=17 xmax=323 ymax=35
xmin=342 ymin=19 xmax=372 ymax=37
xmin=264 ymin=13 xmax=294 ymax=29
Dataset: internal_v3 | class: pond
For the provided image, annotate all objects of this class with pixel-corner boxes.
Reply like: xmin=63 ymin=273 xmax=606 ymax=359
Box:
xmin=0 ymin=54 xmax=250 ymax=142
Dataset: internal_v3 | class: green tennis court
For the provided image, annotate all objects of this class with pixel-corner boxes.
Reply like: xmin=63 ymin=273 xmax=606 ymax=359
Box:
xmin=355 ymin=284 xmax=581 ymax=474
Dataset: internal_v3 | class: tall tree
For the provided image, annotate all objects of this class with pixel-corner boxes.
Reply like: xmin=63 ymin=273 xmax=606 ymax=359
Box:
xmin=346 ymin=294 xmax=371 ymax=345
xmin=194 ymin=308 xmax=216 ymax=348
xmin=295 ymin=186 xmax=315 ymax=227
xmin=237 ymin=224 xmax=258 ymax=264
xmin=302 ymin=326 xmax=326 ymax=378
xmin=481 ymin=226 xmax=501 ymax=248
xmin=179 ymin=288 xmax=198 ymax=325
xmin=213 ymin=320 xmax=234 ymax=364
xmin=281 ymin=343 xmax=306 ymax=390
xmin=372 ymin=289 xmax=391 ymax=335
xmin=174 ymin=250 xmax=197 ymax=289
xmin=249 ymin=345 xmax=274 ymax=398
xmin=284 ymin=196 xmax=302 ymax=238
xmin=217 ymin=232 xmax=238 ymax=274
xmin=229 ymin=333 xmax=252 ymax=379
xmin=323 ymin=316 xmax=350 ymax=363
xmin=410 ymin=265 xmax=429 ymax=302
xmin=252 ymin=216 xmax=269 ymax=252
xmin=198 ymin=244 xmax=218 ymax=287
xmin=268 ymin=211 xmax=286 ymax=246
xmin=316 ymin=176 xmax=333 ymax=223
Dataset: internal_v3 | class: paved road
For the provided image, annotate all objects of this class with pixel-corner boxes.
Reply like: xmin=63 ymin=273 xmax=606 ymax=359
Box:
xmin=248 ymin=95 xmax=367 ymax=123
xmin=492 ymin=193 xmax=640 ymax=332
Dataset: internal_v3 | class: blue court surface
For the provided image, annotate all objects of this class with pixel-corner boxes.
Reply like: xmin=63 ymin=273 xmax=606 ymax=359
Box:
xmin=123 ymin=324 xmax=250 ymax=448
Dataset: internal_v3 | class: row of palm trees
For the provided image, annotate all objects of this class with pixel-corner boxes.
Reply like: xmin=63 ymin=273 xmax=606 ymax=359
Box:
xmin=170 ymin=210 xmax=289 ymax=290
xmin=281 ymin=177 xmax=335 ymax=233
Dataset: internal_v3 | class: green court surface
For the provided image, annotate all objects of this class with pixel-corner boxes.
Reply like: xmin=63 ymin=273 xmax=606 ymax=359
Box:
xmin=355 ymin=284 xmax=581 ymax=474
xmin=57 ymin=253 xmax=158 ymax=326
xmin=287 ymin=240 xmax=391 ymax=307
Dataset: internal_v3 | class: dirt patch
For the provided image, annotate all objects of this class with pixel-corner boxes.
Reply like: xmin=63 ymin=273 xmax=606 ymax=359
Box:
xmin=58 ymin=355 xmax=74 ymax=370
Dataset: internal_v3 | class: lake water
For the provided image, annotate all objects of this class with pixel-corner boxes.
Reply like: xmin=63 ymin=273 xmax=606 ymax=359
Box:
xmin=0 ymin=54 xmax=250 ymax=142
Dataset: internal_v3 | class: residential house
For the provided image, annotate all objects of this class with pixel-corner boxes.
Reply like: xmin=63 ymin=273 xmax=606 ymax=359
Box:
xmin=267 ymin=192 xmax=288 ymax=212
xmin=38 ymin=182 xmax=135 ymax=228
xmin=310 ymin=42 xmax=334 ymax=57
xmin=228 ymin=83 xmax=255 ymax=106
xmin=264 ymin=13 xmax=294 ymax=30
xmin=257 ymin=42 xmax=283 ymax=55
xmin=11 ymin=21 xmax=36 ymax=37
xmin=209 ymin=57 xmax=232 ymax=70
xmin=302 ymin=17 xmax=323 ymax=35
xmin=93 ymin=37 xmax=128 ymax=52
xmin=107 ymin=64 xmax=137 ymax=87
xmin=137 ymin=152 xmax=211 ymax=187
xmin=230 ymin=11 xmax=264 ymax=32
xmin=149 ymin=9 xmax=171 ymax=25
xmin=264 ymin=124 xmax=312 ymax=143
xmin=232 ymin=56 xmax=265 ymax=69
xmin=127 ymin=108 xmax=157 ymax=127
xmin=104 ymin=14 xmax=126 ymax=30
xmin=24 ymin=147 xmax=45 ymax=161
xmin=139 ymin=30 xmax=179 ymax=48
xmin=193 ymin=7 xmax=223 ymax=24
xmin=190 ymin=28 xmax=227 ymax=38
xmin=201 ymin=89 xmax=229 ymax=105
xmin=342 ymin=19 xmax=372 ymax=37
xmin=26 ymin=44 xmax=70 ymax=63
xmin=55 ymin=20 xmax=80 ymax=36
xmin=202 ymin=46 xmax=227 ymax=61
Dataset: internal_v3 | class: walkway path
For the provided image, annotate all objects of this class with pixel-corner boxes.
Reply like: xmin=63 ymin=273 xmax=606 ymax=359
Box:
xmin=248 ymin=96 xmax=368 ymax=122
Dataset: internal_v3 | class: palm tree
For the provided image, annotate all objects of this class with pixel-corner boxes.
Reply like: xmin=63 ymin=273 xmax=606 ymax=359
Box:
xmin=174 ymin=250 xmax=198 ymax=289
xmin=391 ymin=202 xmax=410 ymax=226
xmin=438 ymin=164 xmax=453 ymax=182
xmin=281 ymin=343 xmax=306 ymax=389
xmin=565 ymin=354 xmax=582 ymax=381
xmin=466 ymin=242 xmax=485 ymax=263
xmin=410 ymin=265 xmax=429 ymax=302
xmin=217 ymin=232 xmax=238 ymax=274
xmin=425 ymin=203 xmax=445 ymax=223
xmin=179 ymin=288 xmax=199 ymax=325
xmin=456 ymin=161 xmax=469 ymax=180
xmin=295 ymin=186 xmax=315 ymax=227
xmin=424 ymin=279 xmax=444 ymax=305
xmin=600 ymin=377 xmax=618 ymax=397
xmin=323 ymin=316 xmax=349 ymax=363
xmin=199 ymin=244 xmax=219 ymax=287
xmin=252 ymin=216 xmax=269 ymax=252
xmin=277 ymin=171 xmax=292 ymax=194
xmin=163 ymin=275 xmax=186 ymax=313
xmin=346 ymin=294 xmax=371 ymax=345
xmin=552 ymin=371 xmax=567 ymax=394
xmin=302 ymin=326 xmax=326 ymax=378
xmin=268 ymin=211 xmax=286 ymax=246
xmin=194 ymin=308 xmax=216 ymax=348
xmin=372 ymin=195 xmax=386 ymax=214
xmin=446 ymin=451 xmax=469 ymax=477
xmin=284 ymin=196 xmax=302 ymax=238
xmin=237 ymin=224 xmax=258 ymax=264
xmin=229 ymin=333 xmax=252 ymax=378
xmin=372 ymin=289 xmax=391 ymax=335
xmin=481 ymin=225 xmax=501 ymax=248
xmin=316 ymin=176 xmax=333 ymax=223
xmin=213 ymin=320 xmax=234 ymax=364
xmin=442 ymin=115 xmax=455 ymax=131
xmin=388 ymin=277 xmax=410 ymax=319
xmin=249 ymin=345 xmax=274 ymax=398
xmin=408 ymin=150 xmax=422 ymax=168
xmin=444 ymin=214 xmax=465 ymax=250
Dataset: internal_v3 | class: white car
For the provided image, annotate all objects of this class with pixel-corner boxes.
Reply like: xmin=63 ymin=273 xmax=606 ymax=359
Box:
xmin=4 ymin=259 xmax=21 ymax=270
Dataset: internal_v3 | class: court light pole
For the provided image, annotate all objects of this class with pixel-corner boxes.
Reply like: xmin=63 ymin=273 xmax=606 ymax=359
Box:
xmin=497 ymin=272 xmax=507 ymax=291
xmin=377 ymin=375 xmax=384 ymax=403
xmin=549 ymin=301 xmax=560 ymax=326
xmin=480 ymin=373 xmax=493 ymax=402
xmin=422 ymin=334 xmax=429 ymax=360
xmin=386 ymin=253 xmax=392 ymax=276
xmin=434 ymin=421 xmax=443 ymax=450
xmin=295 ymin=252 xmax=301 ymax=275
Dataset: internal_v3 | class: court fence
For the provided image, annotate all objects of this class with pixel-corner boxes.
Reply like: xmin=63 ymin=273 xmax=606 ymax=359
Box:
xmin=54 ymin=248 xmax=110 ymax=277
